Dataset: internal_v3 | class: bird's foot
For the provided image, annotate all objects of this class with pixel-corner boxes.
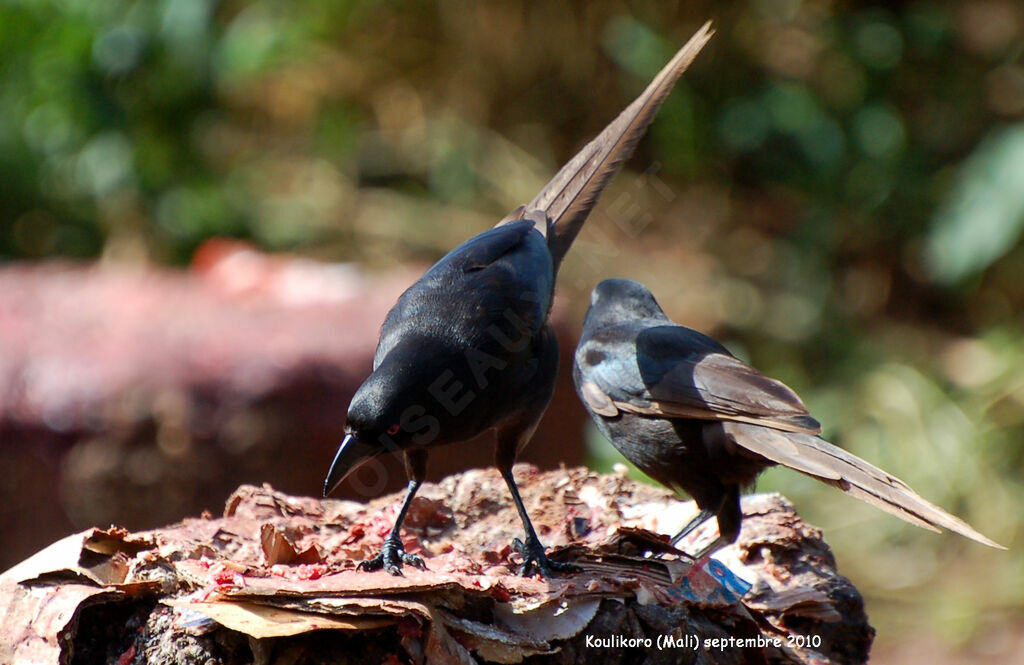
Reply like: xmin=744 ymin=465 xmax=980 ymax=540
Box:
xmin=511 ymin=537 xmax=579 ymax=577
xmin=357 ymin=536 xmax=426 ymax=576
xmin=650 ymin=545 xmax=698 ymax=563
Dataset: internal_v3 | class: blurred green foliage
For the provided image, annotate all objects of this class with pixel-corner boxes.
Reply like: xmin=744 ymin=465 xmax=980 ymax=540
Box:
xmin=2 ymin=0 xmax=1023 ymax=655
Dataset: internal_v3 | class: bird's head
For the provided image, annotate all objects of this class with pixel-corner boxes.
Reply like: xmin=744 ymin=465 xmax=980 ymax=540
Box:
xmin=584 ymin=278 xmax=669 ymax=329
xmin=322 ymin=373 xmax=417 ymax=498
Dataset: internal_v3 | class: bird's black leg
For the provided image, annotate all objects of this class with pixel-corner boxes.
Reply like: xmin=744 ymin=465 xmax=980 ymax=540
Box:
xmin=689 ymin=485 xmax=742 ymax=560
xmin=669 ymin=507 xmax=716 ymax=548
xmin=358 ymin=449 xmax=428 ymax=576
xmin=492 ymin=337 xmax=573 ymax=578
xmin=499 ymin=467 xmax=576 ymax=577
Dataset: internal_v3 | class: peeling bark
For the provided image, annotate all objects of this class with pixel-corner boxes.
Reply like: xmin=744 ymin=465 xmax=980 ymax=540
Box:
xmin=0 ymin=466 xmax=873 ymax=665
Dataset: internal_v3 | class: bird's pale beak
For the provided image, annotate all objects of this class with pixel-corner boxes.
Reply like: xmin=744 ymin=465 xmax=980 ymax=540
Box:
xmin=322 ymin=433 xmax=378 ymax=497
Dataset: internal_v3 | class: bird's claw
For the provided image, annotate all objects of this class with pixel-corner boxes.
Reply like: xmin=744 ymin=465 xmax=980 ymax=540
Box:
xmin=511 ymin=537 xmax=579 ymax=577
xmin=357 ymin=537 xmax=426 ymax=576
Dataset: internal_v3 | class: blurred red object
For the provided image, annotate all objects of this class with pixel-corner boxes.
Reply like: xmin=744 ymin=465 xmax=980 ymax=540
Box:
xmin=0 ymin=251 xmax=587 ymax=573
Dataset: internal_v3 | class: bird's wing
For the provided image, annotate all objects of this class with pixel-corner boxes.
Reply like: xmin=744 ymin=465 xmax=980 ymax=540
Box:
xmin=579 ymin=325 xmax=821 ymax=433
xmin=499 ymin=22 xmax=714 ymax=273
xmin=723 ymin=422 xmax=1005 ymax=549
xmin=643 ymin=347 xmax=822 ymax=433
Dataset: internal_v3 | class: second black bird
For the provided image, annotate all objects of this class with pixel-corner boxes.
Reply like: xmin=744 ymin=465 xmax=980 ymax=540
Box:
xmin=574 ymin=278 xmax=1002 ymax=558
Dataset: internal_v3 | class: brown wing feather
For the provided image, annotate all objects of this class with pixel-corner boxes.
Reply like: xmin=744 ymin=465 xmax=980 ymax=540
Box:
xmin=498 ymin=22 xmax=714 ymax=273
xmin=629 ymin=351 xmax=823 ymax=434
xmin=722 ymin=422 xmax=1004 ymax=549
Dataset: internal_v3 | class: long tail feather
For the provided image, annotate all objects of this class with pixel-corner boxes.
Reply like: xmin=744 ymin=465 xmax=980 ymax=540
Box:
xmin=724 ymin=422 xmax=1005 ymax=549
xmin=499 ymin=21 xmax=714 ymax=272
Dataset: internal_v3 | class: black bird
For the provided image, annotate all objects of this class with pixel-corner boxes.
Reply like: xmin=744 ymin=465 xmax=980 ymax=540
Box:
xmin=574 ymin=278 xmax=1003 ymax=558
xmin=323 ymin=25 xmax=715 ymax=576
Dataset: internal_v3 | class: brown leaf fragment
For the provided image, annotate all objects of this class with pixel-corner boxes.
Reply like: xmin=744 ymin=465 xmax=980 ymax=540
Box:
xmin=260 ymin=524 xmax=298 ymax=566
xmin=438 ymin=609 xmax=556 ymax=663
xmin=422 ymin=607 xmax=478 ymax=665
xmin=0 ymin=576 xmax=120 ymax=665
xmin=4 ymin=528 xmax=152 ymax=587
xmin=168 ymin=600 xmax=394 ymax=638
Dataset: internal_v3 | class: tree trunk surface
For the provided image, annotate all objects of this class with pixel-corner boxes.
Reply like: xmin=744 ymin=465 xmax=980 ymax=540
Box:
xmin=1 ymin=465 xmax=873 ymax=665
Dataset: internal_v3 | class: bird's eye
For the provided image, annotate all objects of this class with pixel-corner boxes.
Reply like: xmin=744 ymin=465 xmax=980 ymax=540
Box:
xmin=387 ymin=424 xmax=401 ymax=435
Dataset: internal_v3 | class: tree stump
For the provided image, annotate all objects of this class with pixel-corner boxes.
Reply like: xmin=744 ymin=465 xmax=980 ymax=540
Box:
xmin=0 ymin=466 xmax=873 ymax=664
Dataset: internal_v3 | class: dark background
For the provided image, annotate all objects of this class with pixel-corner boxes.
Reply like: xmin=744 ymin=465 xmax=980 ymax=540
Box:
xmin=1 ymin=1 xmax=1022 ymax=662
